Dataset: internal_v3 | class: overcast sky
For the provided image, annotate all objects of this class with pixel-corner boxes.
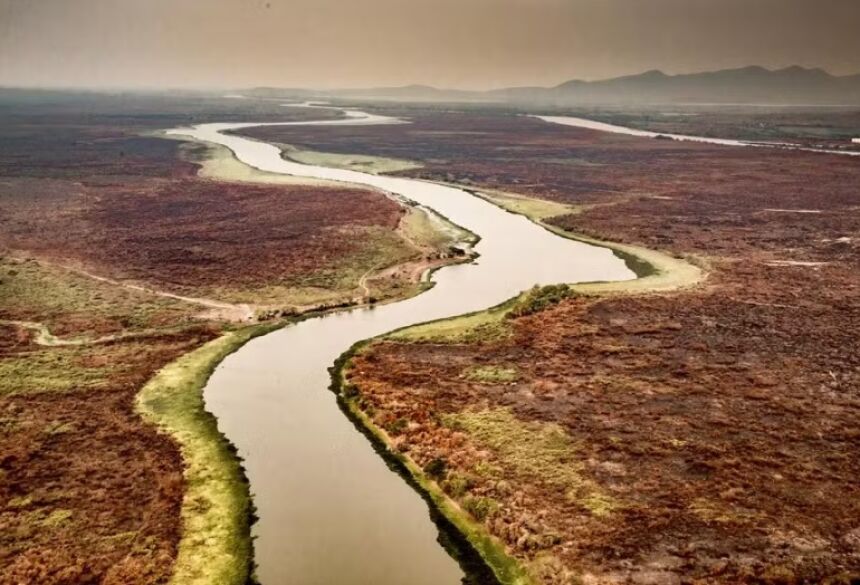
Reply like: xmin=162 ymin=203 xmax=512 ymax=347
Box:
xmin=2 ymin=0 xmax=859 ymax=90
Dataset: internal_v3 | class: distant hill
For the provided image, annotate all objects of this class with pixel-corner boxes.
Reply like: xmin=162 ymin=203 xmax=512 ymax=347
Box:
xmin=247 ymin=66 xmax=860 ymax=106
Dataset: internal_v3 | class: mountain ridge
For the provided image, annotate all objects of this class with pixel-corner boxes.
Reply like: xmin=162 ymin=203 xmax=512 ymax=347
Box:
xmin=247 ymin=65 xmax=860 ymax=105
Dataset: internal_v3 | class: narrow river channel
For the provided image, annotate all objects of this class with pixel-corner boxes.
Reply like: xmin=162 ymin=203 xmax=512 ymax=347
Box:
xmin=534 ymin=114 xmax=860 ymax=156
xmin=167 ymin=108 xmax=635 ymax=585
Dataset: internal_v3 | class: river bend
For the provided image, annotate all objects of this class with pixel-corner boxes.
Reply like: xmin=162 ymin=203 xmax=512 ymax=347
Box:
xmin=167 ymin=109 xmax=634 ymax=585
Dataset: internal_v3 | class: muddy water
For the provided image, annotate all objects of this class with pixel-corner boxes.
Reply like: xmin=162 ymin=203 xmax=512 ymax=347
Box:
xmin=167 ymin=112 xmax=634 ymax=585
xmin=535 ymin=114 xmax=860 ymax=156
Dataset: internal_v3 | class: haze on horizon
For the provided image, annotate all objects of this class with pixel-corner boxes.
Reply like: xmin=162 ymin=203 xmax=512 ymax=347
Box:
xmin=2 ymin=0 xmax=859 ymax=91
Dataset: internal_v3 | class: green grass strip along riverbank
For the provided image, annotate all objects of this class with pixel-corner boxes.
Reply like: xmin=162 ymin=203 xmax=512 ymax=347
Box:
xmin=468 ymin=188 xmax=705 ymax=292
xmin=137 ymin=322 xmax=284 ymax=585
xmin=330 ymin=340 xmax=534 ymax=585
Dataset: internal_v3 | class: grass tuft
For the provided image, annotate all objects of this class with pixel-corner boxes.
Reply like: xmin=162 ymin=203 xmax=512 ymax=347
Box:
xmin=444 ymin=408 xmax=617 ymax=516
xmin=464 ymin=365 xmax=520 ymax=384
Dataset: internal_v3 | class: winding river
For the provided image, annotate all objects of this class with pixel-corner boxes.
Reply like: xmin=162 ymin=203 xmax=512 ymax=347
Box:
xmin=167 ymin=109 xmax=634 ymax=585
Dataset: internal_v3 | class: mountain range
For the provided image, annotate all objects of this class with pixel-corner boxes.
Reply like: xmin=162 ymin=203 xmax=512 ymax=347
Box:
xmin=249 ymin=66 xmax=860 ymax=106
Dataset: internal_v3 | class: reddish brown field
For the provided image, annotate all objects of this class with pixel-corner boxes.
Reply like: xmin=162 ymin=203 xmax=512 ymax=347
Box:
xmin=0 ymin=176 xmax=403 ymax=294
xmin=0 ymin=327 xmax=218 ymax=585
xmin=0 ymin=98 xmax=404 ymax=298
xmin=267 ymin=110 xmax=860 ymax=583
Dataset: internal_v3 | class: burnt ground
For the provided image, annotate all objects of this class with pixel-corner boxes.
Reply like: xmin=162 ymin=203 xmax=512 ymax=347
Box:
xmin=0 ymin=327 xmax=218 ymax=585
xmin=249 ymin=110 xmax=860 ymax=583
xmin=0 ymin=93 xmax=404 ymax=299
xmin=0 ymin=177 xmax=402 ymax=295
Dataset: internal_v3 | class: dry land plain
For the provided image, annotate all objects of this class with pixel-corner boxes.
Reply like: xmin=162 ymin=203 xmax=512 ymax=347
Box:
xmin=241 ymin=107 xmax=860 ymax=584
xmin=2 ymin=92 xmax=859 ymax=585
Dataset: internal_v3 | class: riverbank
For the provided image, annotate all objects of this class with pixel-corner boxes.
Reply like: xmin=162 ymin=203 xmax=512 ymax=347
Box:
xmin=137 ymin=325 xmax=279 ymax=585
xmin=466 ymin=187 xmax=705 ymax=294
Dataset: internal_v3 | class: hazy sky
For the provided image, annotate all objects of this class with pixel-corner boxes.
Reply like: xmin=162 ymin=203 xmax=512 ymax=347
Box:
xmin=2 ymin=0 xmax=859 ymax=90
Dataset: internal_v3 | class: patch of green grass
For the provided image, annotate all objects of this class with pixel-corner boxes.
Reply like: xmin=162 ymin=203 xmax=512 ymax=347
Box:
xmin=506 ymin=284 xmax=575 ymax=319
xmin=399 ymin=205 xmax=470 ymax=251
xmin=473 ymin=461 xmax=503 ymax=478
xmin=389 ymin=285 xmax=576 ymax=344
xmin=443 ymin=408 xmax=580 ymax=488
xmin=444 ymin=408 xmax=617 ymax=516
xmin=42 ymin=508 xmax=73 ymax=527
xmin=7 ymin=495 xmax=33 ymax=509
xmin=462 ymin=495 xmax=500 ymax=521
xmin=137 ymin=323 xmax=284 ymax=585
xmin=477 ymin=190 xmax=579 ymax=221
xmin=0 ymin=257 xmax=195 ymax=335
xmin=441 ymin=472 xmax=474 ymax=498
xmin=0 ymin=348 xmax=114 ymax=395
xmin=464 ymin=365 xmax=520 ymax=384
xmin=181 ymin=140 xmax=340 ymax=188
xmin=580 ymin=493 xmax=617 ymax=518
xmin=387 ymin=296 xmax=518 ymax=343
xmin=281 ymin=144 xmax=422 ymax=175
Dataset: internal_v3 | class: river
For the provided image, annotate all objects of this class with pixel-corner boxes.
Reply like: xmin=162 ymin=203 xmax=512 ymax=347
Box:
xmin=534 ymin=114 xmax=860 ymax=156
xmin=166 ymin=109 xmax=634 ymax=585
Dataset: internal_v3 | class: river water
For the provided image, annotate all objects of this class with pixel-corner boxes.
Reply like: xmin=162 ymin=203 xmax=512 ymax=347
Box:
xmin=534 ymin=114 xmax=860 ymax=157
xmin=166 ymin=110 xmax=634 ymax=585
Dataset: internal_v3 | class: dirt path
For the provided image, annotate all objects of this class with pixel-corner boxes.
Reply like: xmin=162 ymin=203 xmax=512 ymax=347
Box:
xmin=29 ymin=258 xmax=257 ymax=323
xmin=1 ymin=319 xmax=184 ymax=347
xmin=74 ymin=267 xmax=255 ymax=322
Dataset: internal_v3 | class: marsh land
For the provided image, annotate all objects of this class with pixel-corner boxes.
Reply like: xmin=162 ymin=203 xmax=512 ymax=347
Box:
xmin=1 ymin=92 xmax=858 ymax=585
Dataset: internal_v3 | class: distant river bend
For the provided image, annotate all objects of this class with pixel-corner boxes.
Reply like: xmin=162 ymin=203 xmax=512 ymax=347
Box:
xmin=166 ymin=107 xmax=634 ymax=585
